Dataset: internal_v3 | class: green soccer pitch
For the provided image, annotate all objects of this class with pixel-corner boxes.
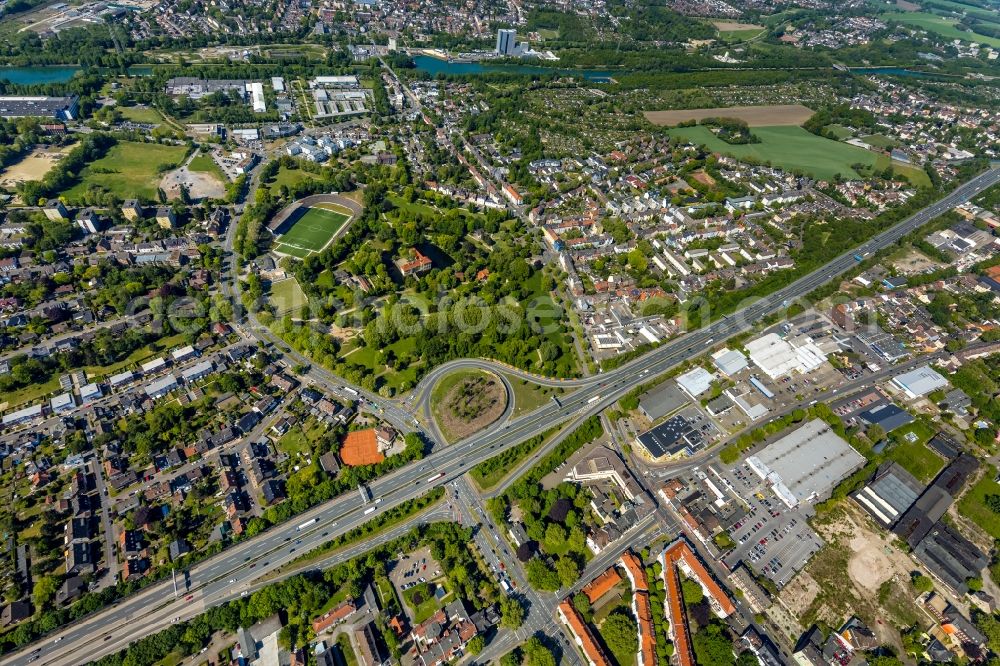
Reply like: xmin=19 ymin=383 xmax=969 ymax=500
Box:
xmin=274 ymin=205 xmax=351 ymax=256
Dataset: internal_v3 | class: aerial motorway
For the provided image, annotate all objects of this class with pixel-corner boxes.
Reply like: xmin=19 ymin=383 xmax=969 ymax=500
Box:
xmin=8 ymin=165 xmax=1000 ymax=666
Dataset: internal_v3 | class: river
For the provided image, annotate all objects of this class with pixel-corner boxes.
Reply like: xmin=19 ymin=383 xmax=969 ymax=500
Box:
xmin=411 ymin=55 xmax=617 ymax=81
xmin=0 ymin=60 xmax=944 ymax=87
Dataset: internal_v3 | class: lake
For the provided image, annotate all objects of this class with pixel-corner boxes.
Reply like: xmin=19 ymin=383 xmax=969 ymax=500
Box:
xmin=0 ymin=66 xmax=81 ymax=84
xmin=412 ymin=55 xmax=616 ymax=81
xmin=0 ymin=65 xmax=153 ymax=85
xmin=848 ymin=67 xmax=943 ymax=79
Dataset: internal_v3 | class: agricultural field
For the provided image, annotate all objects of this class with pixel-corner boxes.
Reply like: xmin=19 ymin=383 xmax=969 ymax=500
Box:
xmin=644 ymin=104 xmax=814 ymax=127
xmin=61 ymin=141 xmax=188 ymax=203
xmin=713 ymin=20 xmax=766 ymax=40
xmin=921 ymin=0 xmax=1000 ymax=25
xmin=667 ymin=125 xmax=881 ymax=180
xmin=884 ymin=11 xmax=1000 ymax=47
xmin=431 ymin=370 xmax=509 ymax=442
xmin=273 ymin=205 xmax=352 ymax=257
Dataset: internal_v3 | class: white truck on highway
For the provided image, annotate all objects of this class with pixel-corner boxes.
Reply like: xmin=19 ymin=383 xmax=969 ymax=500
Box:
xmin=296 ymin=518 xmax=317 ymax=531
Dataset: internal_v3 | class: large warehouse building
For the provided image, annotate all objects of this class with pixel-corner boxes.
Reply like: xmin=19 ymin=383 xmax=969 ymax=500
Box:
xmin=746 ymin=419 xmax=865 ymax=509
xmin=0 ymin=95 xmax=79 ymax=120
xmin=891 ymin=365 xmax=949 ymax=399
xmin=745 ymin=332 xmax=827 ymax=380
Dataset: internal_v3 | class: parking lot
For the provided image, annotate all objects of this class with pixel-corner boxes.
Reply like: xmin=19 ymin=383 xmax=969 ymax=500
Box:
xmin=389 ymin=545 xmax=442 ymax=593
xmin=712 ymin=461 xmax=824 ymax=588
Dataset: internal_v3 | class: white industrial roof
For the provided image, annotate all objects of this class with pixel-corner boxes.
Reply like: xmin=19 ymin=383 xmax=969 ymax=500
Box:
xmin=748 ymin=419 xmax=865 ymax=508
xmin=745 ymin=332 xmax=826 ymax=380
xmin=892 ymin=365 xmax=948 ymax=398
xmin=676 ymin=366 xmax=715 ymax=398
xmin=712 ymin=348 xmax=748 ymax=376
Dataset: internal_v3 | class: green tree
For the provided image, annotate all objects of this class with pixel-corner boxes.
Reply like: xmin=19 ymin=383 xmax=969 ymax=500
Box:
xmin=681 ymin=577 xmax=705 ymax=606
xmin=911 ymin=573 xmax=934 ymax=594
xmin=467 ymin=635 xmax=485 ymax=655
xmin=692 ymin=622 xmax=735 ymax=666
xmin=556 ymin=556 xmax=580 ymax=588
xmin=522 ymin=636 xmax=557 ymax=666
xmin=500 ymin=595 xmax=525 ymax=629
xmin=601 ymin=612 xmax=638 ymax=660
xmin=525 ymin=558 xmax=561 ymax=591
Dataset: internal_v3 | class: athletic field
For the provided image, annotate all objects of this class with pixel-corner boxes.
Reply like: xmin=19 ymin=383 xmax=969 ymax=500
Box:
xmin=274 ymin=204 xmax=352 ymax=257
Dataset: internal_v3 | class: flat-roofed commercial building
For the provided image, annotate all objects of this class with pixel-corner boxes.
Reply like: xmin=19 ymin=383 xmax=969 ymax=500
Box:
xmin=747 ymin=419 xmax=865 ymax=509
xmin=0 ymin=96 xmax=79 ymax=120
xmin=892 ymin=365 xmax=949 ymax=399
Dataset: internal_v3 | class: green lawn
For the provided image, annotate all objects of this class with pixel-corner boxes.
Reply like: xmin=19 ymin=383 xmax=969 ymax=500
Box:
xmin=825 ymin=124 xmax=854 ymax=140
xmin=597 ymin=611 xmax=637 ymax=666
xmin=153 ymin=650 xmax=185 ymax=666
xmin=341 ymin=336 xmax=421 ymax=392
xmin=119 ymin=105 xmax=163 ymax=124
xmin=668 ymin=125 xmax=881 ymax=180
xmin=506 ymin=375 xmax=567 ymax=416
xmin=61 ymin=141 xmax=189 ymax=203
xmin=885 ymin=11 xmax=1000 ymax=47
xmin=269 ymin=277 xmax=308 ymax=317
xmin=2 ymin=374 xmax=60 ymax=412
xmin=892 ymin=160 xmax=932 ymax=188
xmin=522 ymin=271 xmax=579 ymax=377
xmin=958 ymin=467 xmax=1000 ymax=539
xmin=316 ymin=269 xmax=336 ymax=290
xmin=718 ymin=27 xmax=765 ymax=41
xmin=277 ymin=206 xmax=351 ymax=255
xmin=860 ymin=134 xmax=897 ymax=149
xmin=267 ymin=165 xmax=322 ymax=195
xmin=188 ymin=152 xmax=227 ymax=182
xmin=278 ymin=424 xmax=314 ymax=457
xmin=403 ymin=581 xmax=452 ymax=623
xmin=885 ymin=421 xmax=944 ymax=483
xmin=83 ymin=332 xmax=189 ymax=381
xmin=336 ymin=633 xmax=358 ymax=666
